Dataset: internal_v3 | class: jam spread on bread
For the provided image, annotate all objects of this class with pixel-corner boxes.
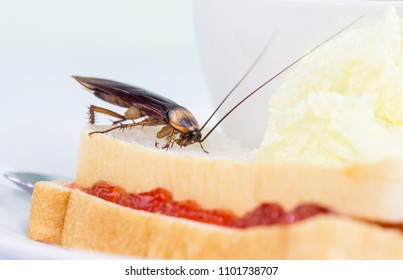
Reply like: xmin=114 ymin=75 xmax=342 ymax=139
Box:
xmin=76 ymin=182 xmax=331 ymax=228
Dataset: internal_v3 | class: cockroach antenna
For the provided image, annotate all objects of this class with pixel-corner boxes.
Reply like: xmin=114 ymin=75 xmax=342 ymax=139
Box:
xmin=198 ymin=29 xmax=280 ymax=133
xmin=198 ymin=15 xmax=364 ymax=143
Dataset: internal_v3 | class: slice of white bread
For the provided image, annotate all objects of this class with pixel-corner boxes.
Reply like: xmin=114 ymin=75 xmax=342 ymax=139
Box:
xmin=28 ymin=180 xmax=403 ymax=259
xmin=76 ymin=127 xmax=403 ymax=223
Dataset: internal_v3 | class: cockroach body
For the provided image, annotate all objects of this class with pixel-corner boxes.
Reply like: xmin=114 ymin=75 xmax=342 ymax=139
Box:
xmin=72 ymin=76 xmax=206 ymax=151
xmin=73 ymin=16 xmax=361 ymax=153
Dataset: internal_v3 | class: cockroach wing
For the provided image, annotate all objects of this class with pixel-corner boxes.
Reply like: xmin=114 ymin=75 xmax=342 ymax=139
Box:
xmin=73 ymin=76 xmax=181 ymax=123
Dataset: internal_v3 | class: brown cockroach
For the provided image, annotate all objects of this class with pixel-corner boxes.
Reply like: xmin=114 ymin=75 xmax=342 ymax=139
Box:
xmin=73 ymin=16 xmax=361 ymax=153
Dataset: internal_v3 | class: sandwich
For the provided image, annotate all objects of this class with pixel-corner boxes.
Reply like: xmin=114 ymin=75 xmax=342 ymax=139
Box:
xmin=27 ymin=7 xmax=403 ymax=259
xmin=28 ymin=128 xmax=403 ymax=259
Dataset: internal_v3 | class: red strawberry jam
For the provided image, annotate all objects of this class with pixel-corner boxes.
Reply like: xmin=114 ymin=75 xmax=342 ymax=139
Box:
xmin=80 ymin=182 xmax=331 ymax=229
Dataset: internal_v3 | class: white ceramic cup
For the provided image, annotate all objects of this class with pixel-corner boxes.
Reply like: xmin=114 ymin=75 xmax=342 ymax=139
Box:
xmin=194 ymin=0 xmax=403 ymax=149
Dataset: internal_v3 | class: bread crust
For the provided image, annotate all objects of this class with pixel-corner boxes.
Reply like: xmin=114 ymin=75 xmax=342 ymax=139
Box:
xmin=76 ymin=129 xmax=403 ymax=223
xmin=29 ymin=181 xmax=403 ymax=259
xmin=28 ymin=181 xmax=71 ymax=245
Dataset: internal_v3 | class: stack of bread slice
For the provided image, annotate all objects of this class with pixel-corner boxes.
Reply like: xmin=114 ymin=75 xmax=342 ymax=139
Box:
xmin=27 ymin=128 xmax=403 ymax=259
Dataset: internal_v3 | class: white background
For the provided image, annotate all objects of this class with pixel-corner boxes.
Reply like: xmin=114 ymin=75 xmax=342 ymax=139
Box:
xmin=0 ymin=0 xmax=211 ymax=178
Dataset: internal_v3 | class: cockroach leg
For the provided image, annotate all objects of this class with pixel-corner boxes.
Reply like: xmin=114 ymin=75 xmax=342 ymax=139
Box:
xmin=199 ymin=142 xmax=209 ymax=154
xmin=112 ymin=119 xmax=125 ymax=125
xmin=163 ymin=129 xmax=177 ymax=150
xmin=89 ymin=116 xmax=164 ymax=138
xmin=156 ymin=125 xmax=172 ymax=139
xmin=170 ymin=138 xmax=176 ymax=148
xmin=89 ymin=105 xmax=126 ymax=124
xmin=156 ymin=126 xmax=176 ymax=150
xmin=89 ymin=123 xmax=135 ymax=136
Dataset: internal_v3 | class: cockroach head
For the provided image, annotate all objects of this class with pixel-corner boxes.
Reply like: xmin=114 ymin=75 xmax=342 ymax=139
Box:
xmin=177 ymin=131 xmax=202 ymax=147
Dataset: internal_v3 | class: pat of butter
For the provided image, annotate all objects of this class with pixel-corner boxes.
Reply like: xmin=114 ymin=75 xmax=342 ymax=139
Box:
xmin=257 ymin=7 xmax=403 ymax=166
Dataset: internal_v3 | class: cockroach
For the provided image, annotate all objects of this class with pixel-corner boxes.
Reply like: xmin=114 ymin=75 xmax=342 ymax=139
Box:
xmin=73 ymin=16 xmax=361 ymax=153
